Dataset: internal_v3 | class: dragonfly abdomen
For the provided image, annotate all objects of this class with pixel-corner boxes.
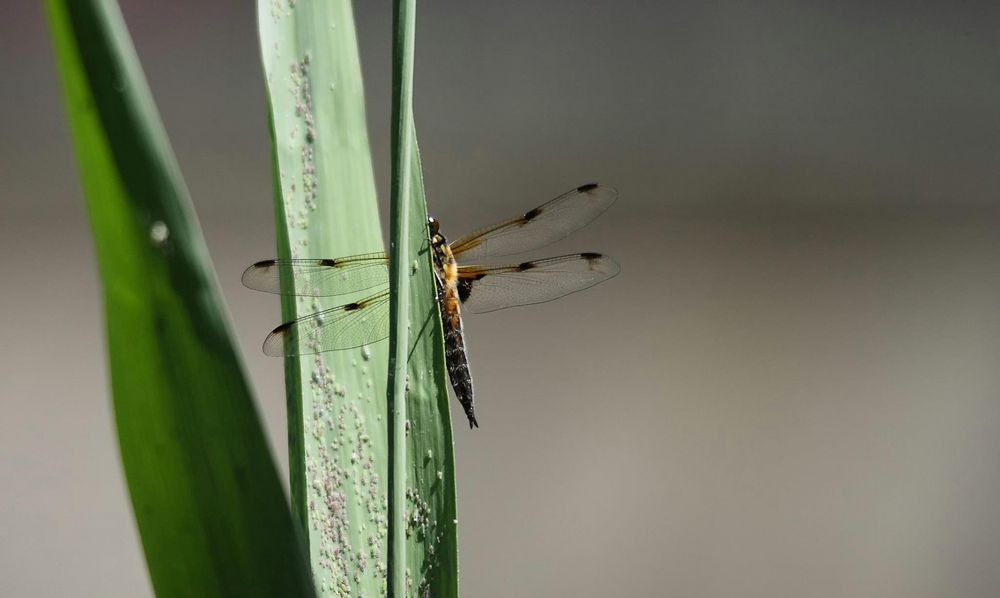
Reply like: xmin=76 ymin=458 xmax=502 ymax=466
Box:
xmin=443 ymin=312 xmax=478 ymax=429
xmin=432 ymin=223 xmax=479 ymax=429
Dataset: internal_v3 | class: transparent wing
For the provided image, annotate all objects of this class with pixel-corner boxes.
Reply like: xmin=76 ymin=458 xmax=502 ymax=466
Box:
xmin=449 ymin=183 xmax=618 ymax=260
xmin=457 ymin=253 xmax=620 ymax=314
xmin=242 ymin=252 xmax=388 ymax=297
xmin=263 ymin=291 xmax=390 ymax=356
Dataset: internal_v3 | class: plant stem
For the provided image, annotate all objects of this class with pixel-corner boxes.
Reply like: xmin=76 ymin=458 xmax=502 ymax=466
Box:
xmin=388 ymin=0 xmax=417 ymax=594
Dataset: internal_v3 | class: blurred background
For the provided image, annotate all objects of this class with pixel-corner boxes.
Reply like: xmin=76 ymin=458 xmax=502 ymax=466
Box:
xmin=4 ymin=1 xmax=1000 ymax=596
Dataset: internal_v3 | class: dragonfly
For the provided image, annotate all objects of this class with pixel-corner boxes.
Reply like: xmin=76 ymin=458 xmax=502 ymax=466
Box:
xmin=243 ymin=183 xmax=620 ymax=429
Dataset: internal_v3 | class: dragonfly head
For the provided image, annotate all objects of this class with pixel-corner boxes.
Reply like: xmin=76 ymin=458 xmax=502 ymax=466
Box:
xmin=427 ymin=216 xmax=440 ymax=235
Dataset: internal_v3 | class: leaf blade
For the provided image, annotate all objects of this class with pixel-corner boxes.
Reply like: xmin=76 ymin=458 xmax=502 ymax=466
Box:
xmin=390 ymin=0 xmax=460 ymax=591
xmin=258 ymin=1 xmax=390 ymax=595
xmin=401 ymin=137 xmax=461 ymax=596
xmin=46 ymin=0 xmax=315 ymax=595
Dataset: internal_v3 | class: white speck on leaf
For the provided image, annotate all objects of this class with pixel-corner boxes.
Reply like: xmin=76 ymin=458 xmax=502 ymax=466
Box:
xmin=149 ymin=221 xmax=169 ymax=247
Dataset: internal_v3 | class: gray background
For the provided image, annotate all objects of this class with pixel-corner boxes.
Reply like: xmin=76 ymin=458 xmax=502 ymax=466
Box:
xmin=4 ymin=1 xmax=1000 ymax=596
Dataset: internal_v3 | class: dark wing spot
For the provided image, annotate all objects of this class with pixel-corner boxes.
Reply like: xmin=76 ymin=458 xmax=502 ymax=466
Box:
xmin=343 ymin=302 xmax=360 ymax=311
xmin=522 ymin=206 xmax=542 ymax=222
xmin=518 ymin=261 xmax=536 ymax=271
xmin=458 ymin=270 xmax=488 ymax=280
xmin=320 ymin=258 xmax=338 ymax=267
xmin=580 ymin=252 xmax=602 ymax=260
xmin=577 ymin=182 xmax=599 ymax=193
xmin=253 ymin=259 xmax=276 ymax=268
xmin=272 ymin=320 xmax=293 ymax=333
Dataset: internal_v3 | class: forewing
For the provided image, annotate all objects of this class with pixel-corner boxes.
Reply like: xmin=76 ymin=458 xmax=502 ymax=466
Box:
xmin=457 ymin=253 xmax=620 ymax=314
xmin=449 ymin=184 xmax=617 ymax=260
xmin=242 ymin=252 xmax=388 ymax=297
xmin=263 ymin=291 xmax=390 ymax=356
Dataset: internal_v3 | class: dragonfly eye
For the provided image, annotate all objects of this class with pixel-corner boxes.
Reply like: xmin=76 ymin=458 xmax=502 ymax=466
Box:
xmin=427 ymin=216 xmax=440 ymax=235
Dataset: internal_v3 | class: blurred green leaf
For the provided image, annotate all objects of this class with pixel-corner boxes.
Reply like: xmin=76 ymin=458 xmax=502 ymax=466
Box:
xmin=46 ymin=0 xmax=314 ymax=595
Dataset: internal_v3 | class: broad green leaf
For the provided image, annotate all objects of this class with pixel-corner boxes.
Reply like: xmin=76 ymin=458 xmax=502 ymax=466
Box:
xmin=46 ymin=0 xmax=315 ymax=595
xmin=259 ymin=0 xmax=458 ymax=594
xmin=259 ymin=2 xmax=389 ymax=596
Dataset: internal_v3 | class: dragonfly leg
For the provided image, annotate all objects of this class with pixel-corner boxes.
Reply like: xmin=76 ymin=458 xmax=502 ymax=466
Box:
xmin=432 ymin=268 xmax=445 ymax=302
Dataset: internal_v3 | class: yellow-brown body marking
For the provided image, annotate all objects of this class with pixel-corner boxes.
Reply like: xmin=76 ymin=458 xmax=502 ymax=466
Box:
xmin=440 ymin=244 xmax=462 ymax=328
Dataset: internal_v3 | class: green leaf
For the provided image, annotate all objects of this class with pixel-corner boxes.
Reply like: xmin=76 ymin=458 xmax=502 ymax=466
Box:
xmin=390 ymin=0 xmax=460 ymax=596
xmin=46 ymin=0 xmax=315 ymax=596
xmin=259 ymin=0 xmax=458 ymax=594
xmin=397 ymin=138 xmax=461 ymax=597
xmin=258 ymin=2 xmax=390 ymax=596
xmin=386 ymin=0 xmax=418 ymax=593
